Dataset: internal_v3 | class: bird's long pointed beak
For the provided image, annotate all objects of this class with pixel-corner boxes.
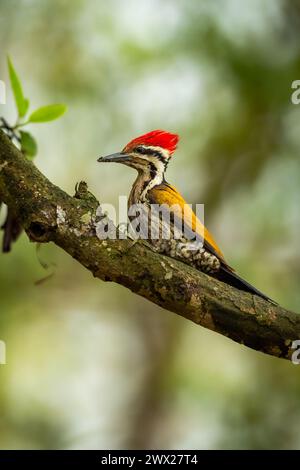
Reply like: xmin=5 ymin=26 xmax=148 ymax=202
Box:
xmin=97 ymin=152 xmax=130 ymax=163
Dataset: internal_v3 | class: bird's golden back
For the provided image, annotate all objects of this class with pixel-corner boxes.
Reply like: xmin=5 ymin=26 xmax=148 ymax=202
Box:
xmin=147 ymin=182 xmax=225 ymax=261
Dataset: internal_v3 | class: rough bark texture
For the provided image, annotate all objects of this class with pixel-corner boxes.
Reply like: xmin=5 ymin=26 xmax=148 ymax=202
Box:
xmin=0 ymin=129 xmax=299 ymax=360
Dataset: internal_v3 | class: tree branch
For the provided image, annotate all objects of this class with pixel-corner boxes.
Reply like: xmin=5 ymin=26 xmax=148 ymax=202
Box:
xmin=0 ymin=129 xmax=299 ymax=360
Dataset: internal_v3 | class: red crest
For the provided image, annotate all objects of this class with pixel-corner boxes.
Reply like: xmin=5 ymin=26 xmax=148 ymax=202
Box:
xmin=124 ymin=130 xmax=179 ymax=155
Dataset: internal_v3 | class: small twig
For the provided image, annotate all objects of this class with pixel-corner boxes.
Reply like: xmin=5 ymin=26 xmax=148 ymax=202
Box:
xmin=0 ymin=117 xmax=21 ymax=144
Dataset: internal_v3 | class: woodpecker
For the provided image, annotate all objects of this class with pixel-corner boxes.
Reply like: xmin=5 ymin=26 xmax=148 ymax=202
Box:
xmin=98 ymin=130 xmax=274 ymax=303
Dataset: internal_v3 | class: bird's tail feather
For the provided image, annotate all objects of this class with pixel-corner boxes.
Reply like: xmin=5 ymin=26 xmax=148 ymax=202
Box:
xmin=216 ymin=266 xmax=276 ymax=305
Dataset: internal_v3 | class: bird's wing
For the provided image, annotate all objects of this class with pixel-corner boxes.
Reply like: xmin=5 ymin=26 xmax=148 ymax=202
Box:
xmin=147 ymin=183 xmax=278 ymax=303
xmin=148 ymin=182 xmax=228 ymax=265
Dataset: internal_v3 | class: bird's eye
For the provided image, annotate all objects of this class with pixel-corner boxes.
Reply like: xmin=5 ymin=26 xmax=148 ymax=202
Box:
xmin=135 ymin=146 xmax=147 ymax=154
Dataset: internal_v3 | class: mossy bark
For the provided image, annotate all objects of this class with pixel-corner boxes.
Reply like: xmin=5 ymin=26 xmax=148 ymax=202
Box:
xmin=0 ymin=129 xmax=299 ymax=360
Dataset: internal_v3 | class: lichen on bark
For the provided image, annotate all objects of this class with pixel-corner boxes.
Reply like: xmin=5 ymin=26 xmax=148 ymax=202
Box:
xmin=0 ymin=128 xmax=299 ymax=360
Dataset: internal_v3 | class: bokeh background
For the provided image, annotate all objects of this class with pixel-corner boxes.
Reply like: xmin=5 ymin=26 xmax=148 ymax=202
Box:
xmin=0 ymin=0 xmax=300 ymax=450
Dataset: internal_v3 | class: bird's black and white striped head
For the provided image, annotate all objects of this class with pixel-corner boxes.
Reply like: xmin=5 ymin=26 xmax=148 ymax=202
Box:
xmin=97 ymin=130 xmax=179 ymax=182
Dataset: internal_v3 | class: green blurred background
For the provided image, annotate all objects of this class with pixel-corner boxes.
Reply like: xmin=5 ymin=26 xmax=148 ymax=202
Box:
xmin=0 ymin=0 xmax=300 ymax=450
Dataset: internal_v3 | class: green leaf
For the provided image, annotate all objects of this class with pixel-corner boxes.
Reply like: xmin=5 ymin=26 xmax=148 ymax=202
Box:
xmin=23 ymin=98 xmax=30 ymax=116
xmin=28 ymin=104 xmax=67 ymax=123
xmin=20 ymin=131 xmax=38 ymax=158
xmin=7 ymin=56 xmax=29 ymax=118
